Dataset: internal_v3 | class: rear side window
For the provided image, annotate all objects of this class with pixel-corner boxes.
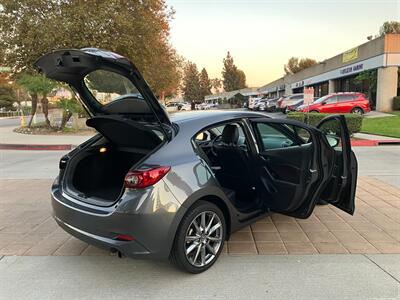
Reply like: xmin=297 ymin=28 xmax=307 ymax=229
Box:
xmin=84 ymin=70 xmax=142 ymax=105
xmin=338 ymin=95 xmax=355 ymax=102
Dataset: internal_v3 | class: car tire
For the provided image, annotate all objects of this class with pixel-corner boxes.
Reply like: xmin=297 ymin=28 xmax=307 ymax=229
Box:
xmin=170 ymin=200 xmax=226 ymax=273
xmin=351 ymin=107 xmax=364 ymax=115
xmin=310 ymin=110 xmax=319 ymax=113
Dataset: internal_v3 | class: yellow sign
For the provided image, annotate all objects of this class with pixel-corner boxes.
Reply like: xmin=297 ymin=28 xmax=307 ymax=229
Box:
xmin=342 ymin=47 xmax=358 ymax=63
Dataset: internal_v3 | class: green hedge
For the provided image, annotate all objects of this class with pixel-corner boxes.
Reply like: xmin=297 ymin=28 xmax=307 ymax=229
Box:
xmin=393 ymin=96 xmax=400 ymax=111
xmin=287 ymin=112 xmax=363 ymax=136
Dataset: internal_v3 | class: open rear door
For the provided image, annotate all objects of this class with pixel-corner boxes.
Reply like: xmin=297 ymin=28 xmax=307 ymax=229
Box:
xmin=249 ymin=118 xmax=333 ymax=219
xmin=317 ymin=115 xmax=357 ymax=215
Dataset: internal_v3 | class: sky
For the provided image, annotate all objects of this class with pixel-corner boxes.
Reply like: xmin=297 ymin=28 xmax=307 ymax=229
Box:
xmin=167 ymin=0 xmax=400 ymax=87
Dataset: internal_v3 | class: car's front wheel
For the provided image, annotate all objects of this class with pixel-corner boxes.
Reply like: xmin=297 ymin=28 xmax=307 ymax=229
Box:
xmin=170 ymin=201 xmax=226 ymax=273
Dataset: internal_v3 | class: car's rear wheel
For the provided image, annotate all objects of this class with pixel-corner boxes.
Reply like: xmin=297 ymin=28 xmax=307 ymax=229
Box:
xmin=351 ymin=107 xmax=364 ymax=115
xmin=170 ymin=201 xmax=226 ymax=273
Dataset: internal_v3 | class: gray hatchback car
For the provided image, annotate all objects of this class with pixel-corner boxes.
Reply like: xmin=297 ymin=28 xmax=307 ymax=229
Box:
xmin=35 ymin=48 xmax=357 ymax=273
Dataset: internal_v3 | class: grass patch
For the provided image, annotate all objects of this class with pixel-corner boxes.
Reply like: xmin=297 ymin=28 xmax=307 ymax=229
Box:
xmin=361 ymin=111 xmax=400 ymax=138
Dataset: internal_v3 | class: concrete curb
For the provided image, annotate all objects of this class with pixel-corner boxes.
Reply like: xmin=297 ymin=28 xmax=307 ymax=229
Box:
xmin=0 ymin=143 xmax=75 ymax=150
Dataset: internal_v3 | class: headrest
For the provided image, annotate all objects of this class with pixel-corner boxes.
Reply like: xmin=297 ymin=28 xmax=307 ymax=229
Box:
xmin=221 ymin=124 xmax=239 ymax=144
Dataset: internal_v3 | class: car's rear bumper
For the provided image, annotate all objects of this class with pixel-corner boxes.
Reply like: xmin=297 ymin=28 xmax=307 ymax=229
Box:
xmin=51 ymin=180 xmax=185 ymax=260
xmin=54 ymin=215 xmax=151 ymax=257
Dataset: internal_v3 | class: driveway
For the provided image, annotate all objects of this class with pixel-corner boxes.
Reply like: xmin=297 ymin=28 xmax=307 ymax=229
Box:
xmin=1 ymin=146 xmax=400 ymax=256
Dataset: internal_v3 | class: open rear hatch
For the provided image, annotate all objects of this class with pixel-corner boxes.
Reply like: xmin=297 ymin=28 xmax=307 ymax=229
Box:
xmin=34 ymin=48 xmax=172 ymax=205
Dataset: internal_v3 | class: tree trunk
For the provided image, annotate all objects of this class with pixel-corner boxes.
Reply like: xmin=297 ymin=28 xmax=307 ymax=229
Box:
xmin=191 ymin=100 xmax=195 ymax=110
xmin=59 ymin=111 xmax=72 ymax=131
xmin=27 ymin=93 xmax=38 ymax=127
xmin=41 ymin=94 xmax=51 ymax=128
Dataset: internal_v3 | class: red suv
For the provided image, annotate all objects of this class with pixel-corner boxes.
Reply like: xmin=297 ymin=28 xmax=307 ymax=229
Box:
xmin=297 ymin=92 xmax=371 ymax=114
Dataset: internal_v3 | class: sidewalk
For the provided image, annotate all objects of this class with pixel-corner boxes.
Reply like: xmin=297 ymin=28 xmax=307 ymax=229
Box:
xmin=364 ymin=111 xmax=396 ymax=118
xmin=0 ymin=126 xmax=93 ymax=147
xmin=0 ymin=255 xmax=399 ymax=299
xmin=354 ymin=132 xmax=399 ymax=141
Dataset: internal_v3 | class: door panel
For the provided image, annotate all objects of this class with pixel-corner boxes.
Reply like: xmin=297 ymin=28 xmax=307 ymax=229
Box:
xmin=250 ymin=118 xmax=329 ymax=218
xmin=259 ymin=144 xmax=314 ymax=212
xmin=317 ymin=115 xmax=357 ymax=215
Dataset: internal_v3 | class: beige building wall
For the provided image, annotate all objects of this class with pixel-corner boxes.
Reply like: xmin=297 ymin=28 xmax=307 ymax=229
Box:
xmin=376 ymin=66 xmax=399 ymax=112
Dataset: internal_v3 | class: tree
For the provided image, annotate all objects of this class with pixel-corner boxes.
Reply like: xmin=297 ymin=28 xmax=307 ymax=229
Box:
xmin=182 ymin=62 xmax=201 ymax=108
xmin=57 ymin=97 xmax=83 ymax=130
xmin=199 ymin=68 xmax=211 ymax=100
xmin=222 ymin=52 xmax=247 ymax=92
xmin=284 ymin=57 xmax=317 ymax=75
xmin=0 ymin=0 xmax=181 ymax=97
xmin=379 ymin=21 xmax=400 ymax=36
xmin=16 ymin=73 xmax=58 ymax=127
xmin=210 ymin=78 xmax=222 ymax=93
xmin=0 ymin=84 xmax=15 ymax=109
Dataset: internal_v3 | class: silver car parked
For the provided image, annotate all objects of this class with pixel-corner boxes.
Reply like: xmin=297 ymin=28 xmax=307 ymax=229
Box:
xmin=35 ymin=48 xmax=357 ymax=273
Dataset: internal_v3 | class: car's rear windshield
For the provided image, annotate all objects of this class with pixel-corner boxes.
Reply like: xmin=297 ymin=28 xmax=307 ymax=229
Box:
xmin=84 ymin=69 xmax=143 ymax=105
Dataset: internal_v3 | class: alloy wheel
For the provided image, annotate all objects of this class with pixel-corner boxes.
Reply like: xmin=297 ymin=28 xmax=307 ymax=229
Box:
xmin=184 ymin=211 xmax=223 ymax=267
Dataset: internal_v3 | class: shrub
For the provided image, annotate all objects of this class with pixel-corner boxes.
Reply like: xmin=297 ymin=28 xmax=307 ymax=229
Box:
xmin=393 ymin=96 xmax=400 ymax=111
xmin=287 ymin=112 xmax=363 ymax=136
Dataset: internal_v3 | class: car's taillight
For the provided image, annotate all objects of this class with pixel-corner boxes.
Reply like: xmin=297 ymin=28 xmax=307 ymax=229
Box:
xmin=124 ymin=166 xmax=171 ymax=189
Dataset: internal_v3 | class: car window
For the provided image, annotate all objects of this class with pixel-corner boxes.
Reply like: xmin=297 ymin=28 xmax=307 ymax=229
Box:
xmin=84 ymin=69 xmax=142 ymax=105
xmin=255 ymin=123 xmax=295 ymax=150
xmin=254 ymin=122 xmax=313 ymax=151
xmin=318 ymin=120 xmax=343 ymax=150
xmin=194 ymin=123 xmax=247 ymax=146
xmin=338 ymin=95 xmax=353 ymax=102
xmin=325 ymin=96 xmax=337 ymax=104
xmin=195 ymin=131 xmax=212 ymax=142
xmin=285 ymin=125 xmax=311 ymax=143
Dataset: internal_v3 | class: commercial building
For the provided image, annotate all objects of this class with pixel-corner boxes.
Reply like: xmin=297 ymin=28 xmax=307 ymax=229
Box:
xmin=204 ymin=87 xmax=260 ymax=106
xmin=258 ymin=34 xmax=400 ymax=112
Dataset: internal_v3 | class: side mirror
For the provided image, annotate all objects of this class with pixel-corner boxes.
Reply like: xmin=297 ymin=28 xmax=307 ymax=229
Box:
xmin=321 ymin=101 xmax=326 ymax=105
xmin=326 ymin=136 xmax=339 ymax=147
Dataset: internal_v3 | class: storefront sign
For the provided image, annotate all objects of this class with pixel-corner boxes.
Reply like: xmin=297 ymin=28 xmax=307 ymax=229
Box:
xmin=304 ymin=87 xmax=314 ymax=105
xmin=339 ymin=63 xmax=364 ymax=75
xmin=290 ymin=54 xmax=385 ymax=89
xmin=342 ymin=47 xmax=358 ymax=63
xmin=292 ymin=80 xmax=304 ymax=88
